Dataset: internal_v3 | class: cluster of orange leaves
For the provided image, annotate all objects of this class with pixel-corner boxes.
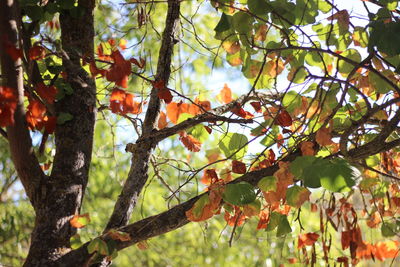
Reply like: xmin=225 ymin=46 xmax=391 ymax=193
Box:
xmin=109 ymin=88 xmax=142 ymax=115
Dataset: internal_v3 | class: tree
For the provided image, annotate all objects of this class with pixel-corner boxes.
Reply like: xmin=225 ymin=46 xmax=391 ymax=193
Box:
xmin=1 ymin=0 xmax=400 ymax=266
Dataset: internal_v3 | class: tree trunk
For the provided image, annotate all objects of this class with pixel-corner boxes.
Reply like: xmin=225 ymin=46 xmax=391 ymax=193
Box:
xmin=20 ymin=0 xmax=97 ymax=266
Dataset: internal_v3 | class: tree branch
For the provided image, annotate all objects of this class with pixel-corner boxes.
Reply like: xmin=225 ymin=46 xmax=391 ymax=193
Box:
xmin=0 ymin=0 xmax=45 ymax=205
xmin=56 ymin=157 xmax=287 ymax=266
xmin=104 ymin=0 xmax=181 ymax=232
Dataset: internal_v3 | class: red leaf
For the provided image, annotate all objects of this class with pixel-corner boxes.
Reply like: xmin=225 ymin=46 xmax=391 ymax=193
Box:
xmin=179 ymin=131 xmax=201 ymax=152
xmin=5 ymin=43 xmax=23 ymax=61
xmin=232 ymin=160 xmax=246 ymax=174
xmin=276 ymin=109 xmax=292 ymax=127
xmin=29 ymin=45 xmax=46 ymax=60
xmin=250 ymin=101 xmax=262 ymax=113
xmin=35 ymin=82 xmax=57 ymax=104
xmin=89 ymin=61 xmax=107 ymax=77
xmin=232 ymin=105 xmax=254 ymax=119
xmin=26 ymin=100 xmax=47 ymax=130
xmin=157 ymin=87 xmax=173 ymax=104
xmin=130 ymin=57 xmax=145 ymax=68
xmin=0 ymin=86 xmax=17 ymax=127
xmin=44 ymin=116 xmax=56 ymax=134
xmin=105 ymin=50 xmax=131 ymax=88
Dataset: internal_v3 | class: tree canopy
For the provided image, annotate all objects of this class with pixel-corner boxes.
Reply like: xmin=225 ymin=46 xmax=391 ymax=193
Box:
xmin=1 ymin=0 xmax=400 ymax=266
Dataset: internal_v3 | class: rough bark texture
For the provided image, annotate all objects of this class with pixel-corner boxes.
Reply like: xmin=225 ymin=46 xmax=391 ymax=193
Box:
xmin=105 ymin=0 xmax=181 ymax=231
xmin=19 ymin=0 xmax=97 ymax=266
xmin=0 ymin=0 xmax=44 ymax=207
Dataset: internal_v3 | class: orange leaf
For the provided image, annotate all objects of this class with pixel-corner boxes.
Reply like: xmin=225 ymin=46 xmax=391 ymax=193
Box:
xmin=26 ymin=100 xmax=47 ymax=130
xmin=186 ymin=188 xmax=222 ymax=222
xmin=158 ymin=111 xmax=168 ymax=129
xmin=124 ymin=93 xmax=142 ymax=114
xmin=119 ymin=39 xmax=127 ymax=50
xmin=224 ymin=205 xmax=246 ymax=226
xmin=217 ymin=84 xmax=232 ymax=104
xmin=222 ymin=40 xmax=240 ymax=54
xmin=298 ymin=232 xmax=320 ymax=249
xmin=256 ymin=209 xmax=270 ymax=230
xmin=110 ymin=88 xmax=142 ymax=115
xmin=166 ymin=102 xmax=190 ymax=124
xmin=276 ymin=109 xmax=292 ymax=127
xmin=366 ymin=211 xmax=381 ymax=228
xmin=107 ymin=229 xmax=131 ymax=242
xmin=137 ymin=240 xmax=149 ymax=250
xmin=29 ymin=45 xmax=46 ymax=60
xmin=70 ymin=213 xmax=90 ymax=228
xmin=188 ymin=98 xmax=211 ymax=115
xmin=179 ymin=131 xmax=201 ymax=152
xmin=201 ymin=169 xmax=219 ymax=185
xmin=300 ymin=141 xmax=315 ymax=156
xmin=316 ymin=127 xmax=334 ymax=146
xmin=0 ymin=86 xmax=17 ymax=127
xmin=232 ymin=160 xmax=246 ymax=174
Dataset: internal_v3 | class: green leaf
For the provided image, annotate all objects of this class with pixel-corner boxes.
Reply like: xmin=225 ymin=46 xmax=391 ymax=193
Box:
xmin=232 ymin=11 xmax=254 ymax=35
xmin=369 ymin=70 xmax=393 ymax=94
xmin=70 ymin=234 xmax=82 ymax=249
xmin=282 ymin=91 xmax=302 ymax=114
xmin=318 ymin=158 xmax=355 ymax=192
xmin=57 ymin=112 xmax=74 ymax=125
xmin=276 ymin=215 xmax=292 ymax=236
xmin=353 ymin=27 xmax=368 ymax=48
xmin=248 ymin=0 xmax=272 ymax=15
xmin=258 ymin=176 xmax=277 ymax=192
xmin=57 ymin=0 xmax=76 ymax=10
xmin=290 ymin=156 xmax=321 ymax=188
xmin=87 ymin=238 xmax=109 ymax=256
xmin=338 ymin=49 xmax=361 ymax=77
xmin=286 ymin=186 xmax=311 ymax=208
xmin=381 ymin=222 xmax=397 ymax=237
xmin=222 ymin=182 xmax=256 ymax=206
xmin=25 ymin=5 xmax=44 ymax=21
xmin=219 ymin=133 xmax=248 ymax=160
xmin=214 ymin=13 xmax=231 ymax=32
xmin=266 ymin=212 xmax=281 ymax=231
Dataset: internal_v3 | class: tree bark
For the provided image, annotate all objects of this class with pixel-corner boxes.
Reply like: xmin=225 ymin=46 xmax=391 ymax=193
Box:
xmin=20 ymin=0 xmax=97 ymax=266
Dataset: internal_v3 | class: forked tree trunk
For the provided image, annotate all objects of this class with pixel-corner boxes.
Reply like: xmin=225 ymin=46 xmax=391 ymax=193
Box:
xmin=0 ymin=0 xmax=96 ymax=266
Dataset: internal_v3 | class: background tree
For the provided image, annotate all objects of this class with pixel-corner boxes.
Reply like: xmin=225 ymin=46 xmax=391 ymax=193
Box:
xmin=1 ymin=0 xmax=400 ymax=266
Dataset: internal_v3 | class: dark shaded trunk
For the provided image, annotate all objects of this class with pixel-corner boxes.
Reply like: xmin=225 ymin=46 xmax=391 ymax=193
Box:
xmin=21 ymin=0 xmax=97 ymax=266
